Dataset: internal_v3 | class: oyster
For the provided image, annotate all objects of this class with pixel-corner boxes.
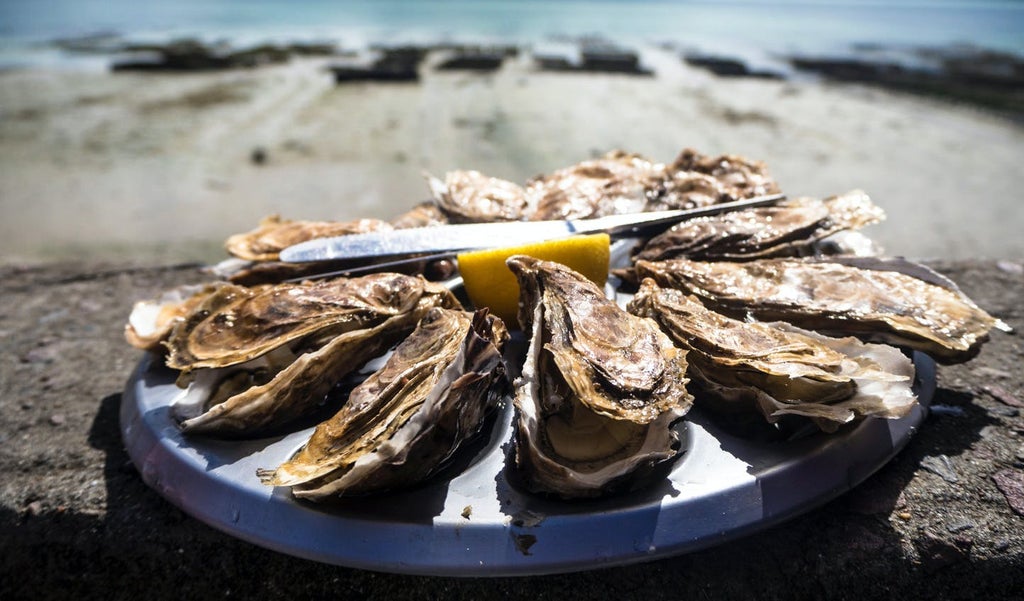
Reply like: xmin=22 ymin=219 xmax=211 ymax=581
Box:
xmin=423 ymin=148 xmax=782 ymax=223
xmin=667 ymin=147 xmax=780 ymax=201
xmin=224 ymin=215 xmax=392 ymax=262
xmin=506 ymin=256 xmax=693 ymax=498
xmin=634 ymin=257 xmax=1008 ymax=364
xmin=426 ymin=170 xmax=532 ymax=223
xmin=526 ymin=151 xmax=660 ymax=220
xmin=389 ymin=200 xmax=450 ymax=229
xmin=634 ymin=190 xmax=884 ymax=263
xmin=124 ymin=282 xmax=239 ymax=352
xmin=259 ymin=308 xmax=509 ymax=499
xmin=212 ymin=215 xmax=397 ymax=285
xmin=627 ymin=280 xmax=916 ymax=431
xmin=208 ymin=259 xmax=349 ymax=287
xmin=167 ymin=273 xmax=461 ymax=435
xmin=643 ymin=147 xmax=782 ymax=212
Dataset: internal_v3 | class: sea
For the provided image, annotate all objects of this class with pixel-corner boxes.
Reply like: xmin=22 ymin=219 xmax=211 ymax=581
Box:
xmin=1 ymin=0 xmax=1022 ymax=70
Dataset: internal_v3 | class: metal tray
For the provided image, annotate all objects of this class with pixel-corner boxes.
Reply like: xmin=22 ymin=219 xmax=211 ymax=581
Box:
xmin=121 ymin=342 xmax=934 ymax=576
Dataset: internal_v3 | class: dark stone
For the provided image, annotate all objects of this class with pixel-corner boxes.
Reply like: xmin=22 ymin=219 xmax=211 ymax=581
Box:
xmin=920 ymin=454 xmax=959 ymax=483
xmin=110 ymin=38 xmax=326 ymax=73
xmin=915 ymin=531 xmax=971 ymax=570
xmin=435 ymin=53 xmax=505 ymax=72
xmin=683 ymin=54 xmax=784 ymax=80
xmin=250 ymin=148 xmax=268 ymax=166
xmin=788 ymin=45 xmax=1024 ymax=117
xmin=991 ymin=469 xmax=1024 ymax=516
xmin=983 ymin=385 xmax=1024 ymax=408
xmin=534 ymin=40 xmax=652 ymax=76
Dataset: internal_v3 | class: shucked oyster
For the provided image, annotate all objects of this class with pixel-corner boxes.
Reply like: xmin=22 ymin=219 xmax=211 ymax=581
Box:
xmin=634 ymin=257 xmax=1008 ymax=364
xmin=259 ymin=308 xmax=509 ymax=499
xmin=634 ymin=190 xmax=884 ymax=263
xmin=628 ymin=280 xmax=916 ymax=432
xmin=167 ymin=273 xmax=460 ymax=436
xmin=506 ymin=256 xmax=693 ymax=498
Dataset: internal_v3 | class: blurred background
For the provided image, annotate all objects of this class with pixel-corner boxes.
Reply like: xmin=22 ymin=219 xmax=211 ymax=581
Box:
xmin=1 ymin=0 xmax=1022 ymax=263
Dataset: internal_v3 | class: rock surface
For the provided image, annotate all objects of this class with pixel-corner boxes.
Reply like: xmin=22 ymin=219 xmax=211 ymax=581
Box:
xmin=0 ymin=259 xmax=1021 ymax=600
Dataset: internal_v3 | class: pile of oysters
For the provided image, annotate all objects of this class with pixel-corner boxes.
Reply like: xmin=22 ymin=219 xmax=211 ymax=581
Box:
xmin=125 ymin=148 xmax=1008 ymax=501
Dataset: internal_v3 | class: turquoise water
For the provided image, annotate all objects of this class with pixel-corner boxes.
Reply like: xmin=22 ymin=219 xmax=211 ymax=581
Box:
xmin=1 ymin=0 xmax=1022 ymax=67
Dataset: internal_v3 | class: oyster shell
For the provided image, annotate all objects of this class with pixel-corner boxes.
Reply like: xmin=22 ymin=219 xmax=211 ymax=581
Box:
xmin=168 ymin=273 xmax=461 ymax=436
xmin=634 ymin=257 xmax=1008 ymax=364
xmin=259 ymin=308 xmax=509 ymax=499
xmin=224 ymin=215 xmax=392 ymax=262
xmin=423 ymin=148 xmax=782 ymax=224
xmin=526 ymin=150 xmax=660 ymax=220
xmin=506 ymin=256 xmax=693 ymax=498
xmin=389 ymin=200 xmax=450 ymax=229
xmin=426 ymin=170 xmax=532 ymax=223
xmin=124 ymin=282 xmax=238 ymax=352
xmin=667 ymin=147 xmax=780 ymax=202
xmin=627 ymin=280 xmax=916 ymax=432
xmin=634 ymin=190 xmax=884 ymax=263
xmin=166 ymin=273 xmax=454 ymax=370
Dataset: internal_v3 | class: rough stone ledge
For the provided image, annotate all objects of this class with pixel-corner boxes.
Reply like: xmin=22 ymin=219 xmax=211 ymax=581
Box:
xmin=1 ymin=259 xmax=1021 ymax=600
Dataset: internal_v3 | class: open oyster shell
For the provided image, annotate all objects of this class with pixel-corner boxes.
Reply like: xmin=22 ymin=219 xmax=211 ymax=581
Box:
xmin=634 ymin=257 xmax=1008 ymax=364
xmin=259 ymin=308 xmax=509 ymax=499
xmin=168 ymin=273 xmax=460 ymax=436
xmin=627 ymin=280 xmax=916 ymax=432
xmin=506 ymin=256 xmax=693 ymax=499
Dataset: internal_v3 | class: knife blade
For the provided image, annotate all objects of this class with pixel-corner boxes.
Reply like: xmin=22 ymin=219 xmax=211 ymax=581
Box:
xmin=279 ymin=194 xmax=784 ymax=263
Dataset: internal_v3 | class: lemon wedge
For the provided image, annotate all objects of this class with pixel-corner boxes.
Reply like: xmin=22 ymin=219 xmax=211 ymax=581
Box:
xmin=457 ymin=233 xmax=610 ymax=327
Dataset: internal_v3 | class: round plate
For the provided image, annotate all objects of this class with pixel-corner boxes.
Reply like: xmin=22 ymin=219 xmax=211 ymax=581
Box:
xmin=121 ymin=345 xmax=933 ymax=576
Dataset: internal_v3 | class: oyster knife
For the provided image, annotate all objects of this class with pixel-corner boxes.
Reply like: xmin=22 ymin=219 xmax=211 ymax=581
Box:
xmin=280 ymin=194 xmax=784 ymax=263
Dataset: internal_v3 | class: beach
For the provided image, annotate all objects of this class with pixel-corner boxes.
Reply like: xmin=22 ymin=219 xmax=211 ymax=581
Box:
xmin=2 ymin=45 xmax=1023 ymax=263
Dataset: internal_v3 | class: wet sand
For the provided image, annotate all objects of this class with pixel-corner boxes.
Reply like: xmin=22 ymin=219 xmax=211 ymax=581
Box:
xmin=2 ymin=48 xmax=1023 ymax=263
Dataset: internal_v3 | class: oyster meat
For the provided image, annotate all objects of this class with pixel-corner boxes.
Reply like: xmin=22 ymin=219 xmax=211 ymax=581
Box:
xmin=634 ymin=190 xmax=884 ymax=263
xmin=506 ymin=256 xmax=693 ymax=498
xmin=167 ymin=273 xmax=460 ymax=435
xmin=628 ymin=280 xmax=916 ymax=431
xmin=634 ymin=257 xmax=1008 ymax=364
xmin=259 ymin=308 xmax=509 ymax=499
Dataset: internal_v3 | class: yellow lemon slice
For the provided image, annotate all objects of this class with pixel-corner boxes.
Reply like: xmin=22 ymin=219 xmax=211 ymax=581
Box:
xmin=457 ymin=233 xmax=610 ymax=327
